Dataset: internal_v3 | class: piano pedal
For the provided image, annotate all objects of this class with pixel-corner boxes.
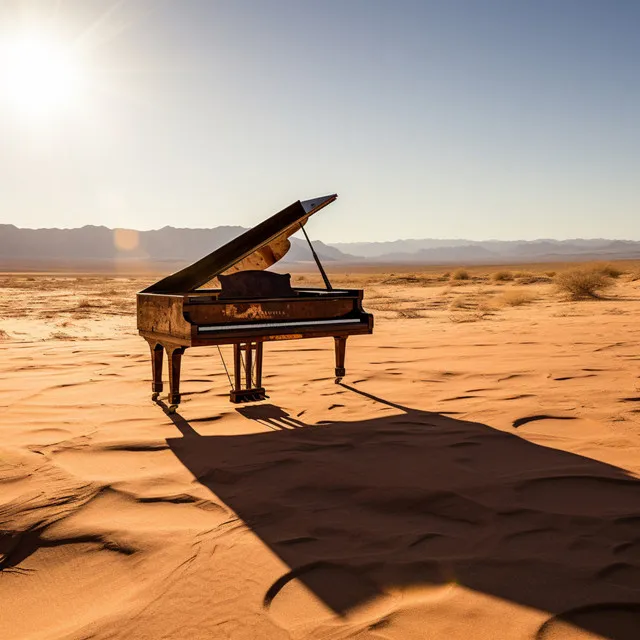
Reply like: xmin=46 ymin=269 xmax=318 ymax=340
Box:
xmin=230 ymin=388 xmax=266 ymax=403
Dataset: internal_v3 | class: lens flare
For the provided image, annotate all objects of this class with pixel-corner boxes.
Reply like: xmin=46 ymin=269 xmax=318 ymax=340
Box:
xmin=114 ymin=229 xmax=139 ymax=252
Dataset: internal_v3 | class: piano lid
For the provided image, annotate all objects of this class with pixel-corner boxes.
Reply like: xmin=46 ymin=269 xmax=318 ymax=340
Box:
xmin=142 ymin=194 xmax=337 ymax=293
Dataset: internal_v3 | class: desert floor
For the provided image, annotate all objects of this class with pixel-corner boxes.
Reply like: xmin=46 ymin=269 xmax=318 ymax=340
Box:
xmin=1 ymin=266 xmax=639 ymax=640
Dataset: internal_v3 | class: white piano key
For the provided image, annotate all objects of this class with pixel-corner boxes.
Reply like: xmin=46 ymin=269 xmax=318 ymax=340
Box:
xmin=198 ymin=318 xmax=361 ymax=333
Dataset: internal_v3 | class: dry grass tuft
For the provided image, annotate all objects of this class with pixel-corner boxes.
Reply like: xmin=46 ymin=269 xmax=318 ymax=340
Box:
xmin=448 ymin=295 xmax=494 ymax=322
xmin=500 ymin=289 xmax=537 ymax=307
xmin=592 ymin=263 xmax=624 ymax=278
xmin=397 ymin=309 xmax=422 ymax=319
xmin=516 ymin=275 xmax=553 ymax=285
xmin=492 ymin=270 xmax=513 ymax=282
xmin=555 ymin=268 xmax=614 ymax=300
xmin=50 ymin=331 xmax=74 ymax=340
xmin=451 ymin=268 xmax=470 ymax=281
xmin=381 ymin=274 xmax=431 ymax=286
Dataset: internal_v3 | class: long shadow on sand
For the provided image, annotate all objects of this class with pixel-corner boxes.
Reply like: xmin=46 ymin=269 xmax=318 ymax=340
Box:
xmin=165 ymin=386 xmax=640 ymax=639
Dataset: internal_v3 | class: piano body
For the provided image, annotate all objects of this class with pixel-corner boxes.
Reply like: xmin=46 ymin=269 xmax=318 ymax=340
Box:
xmin=137 ymin=195 xmax=373 ymax=410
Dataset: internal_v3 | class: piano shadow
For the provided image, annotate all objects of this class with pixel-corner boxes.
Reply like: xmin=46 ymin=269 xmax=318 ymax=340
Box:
xmin=163 ymin=389 xmax=640 ymax=639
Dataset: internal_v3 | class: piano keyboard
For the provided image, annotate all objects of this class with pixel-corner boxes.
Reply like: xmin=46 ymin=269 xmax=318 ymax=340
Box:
xmin=198 ymin=318 xmax=361 ymax=333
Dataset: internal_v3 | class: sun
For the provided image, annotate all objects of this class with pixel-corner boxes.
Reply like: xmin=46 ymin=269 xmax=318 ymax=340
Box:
xmin=1 ymin=31 xmax=83 ymax=117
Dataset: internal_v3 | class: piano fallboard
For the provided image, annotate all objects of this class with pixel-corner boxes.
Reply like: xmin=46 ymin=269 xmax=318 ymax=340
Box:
xmin=137 ymin=288 xmax=373 ymax=347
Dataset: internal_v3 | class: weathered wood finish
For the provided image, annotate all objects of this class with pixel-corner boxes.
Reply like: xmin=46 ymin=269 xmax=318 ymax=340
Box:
xmin=136 ymin=194 xmax=374 ymax=407
xmin=138 ymin=289 xmax=372 ymax=407
xmin=334 ymin=336 xmax=347 ymax=379
xmin=184 ymin=295 xmax=358 ymax=326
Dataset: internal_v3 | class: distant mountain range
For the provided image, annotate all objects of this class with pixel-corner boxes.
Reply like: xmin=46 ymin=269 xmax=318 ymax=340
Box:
xmin=331 ymin=238 xmax=640 ymax=263
xmin=0 ymin=224 xmax=350 ymax=269
xmin=1 ymin=224 xmax=639 ymax=269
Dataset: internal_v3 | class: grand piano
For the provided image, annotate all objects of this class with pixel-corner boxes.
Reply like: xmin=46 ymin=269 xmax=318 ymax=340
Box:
xmin=137 ymin=194 xmax=374 ymax=410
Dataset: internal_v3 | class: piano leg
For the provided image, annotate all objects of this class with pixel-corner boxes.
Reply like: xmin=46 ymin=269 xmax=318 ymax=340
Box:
xmin=145 ymin=339 xmax=164 ymax=400
xmin=255 ymin=342 xmax=263 ymax=389
xmin=334 ymin=336 xmax=347 ymax=382
xmin=230 ymin=342 xmax=266 ymax=403
xmin=166 ymin=344 xmax=186 ymax=413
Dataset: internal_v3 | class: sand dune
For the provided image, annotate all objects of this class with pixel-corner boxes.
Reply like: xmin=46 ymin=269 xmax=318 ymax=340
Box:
xmin=1 ymin=269 xmax=639 ymax=639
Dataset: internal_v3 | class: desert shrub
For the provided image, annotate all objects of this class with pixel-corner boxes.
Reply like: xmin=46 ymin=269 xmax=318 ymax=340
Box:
xmin=593 ymin=263 xmax=623 ymax=278
xmin=513 ymin=271 xmax=532 ymax=278
xmin=449 ymin=297 xmax=471 ymax=310
xmin=451 ymin=268 xmax=470 ymax=281
xmin=500 ymin=290 xmax=537 ymax=306
xmin=545 ymin=271 xmax=556 ymax=277
xmin=382 ymin=274 xmax=430 ymax=285
xmin=631 ymin=271 xmax=640 ymax=282
xmin=555 ymin=268 xmax=614 ymax=300
xmin=448 ymin=296 xmax=494 ymax=322
xmin=517 ymin=275 xmax=552 ymax=285
xmin=492 ymin=270 xmax=513 ymax=282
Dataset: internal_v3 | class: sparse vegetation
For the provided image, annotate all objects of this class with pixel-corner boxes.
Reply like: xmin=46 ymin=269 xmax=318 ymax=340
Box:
xmin=448 ymin=295 xmax=494 ymax=322
xmin=492 ymin=270 xmax=513 ymax=282
xmin=0 ymin=329 xmax=9 ymax=340
xmin=451 ymin=268 xmax=470 ymax=281
xmin=397 ymin=309 xmax=422 ymax=319
xmin=381 ymin=274 xmax=431 ymax=286
xmin=50 ymin=331 xmax=73 ymax=340
xmin=449 ymin=297 xmax=470 ymax=310
xmin=516 ymin=275 xmax=553 ymax=285
xmin=555 ymin=268 xmax=615 ymax=300
xmin=500 ymin=290 xmax=537 ymax=306
xmin=592 ymin=263 xmax=623 ymax=278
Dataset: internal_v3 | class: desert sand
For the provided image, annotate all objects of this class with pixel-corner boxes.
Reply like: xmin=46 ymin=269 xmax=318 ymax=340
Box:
xmin=1 ymin=266 xmax=639 ymax=640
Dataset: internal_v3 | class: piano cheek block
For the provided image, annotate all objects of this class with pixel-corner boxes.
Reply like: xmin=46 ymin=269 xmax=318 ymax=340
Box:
xmin=136 ymin=194 xmax=373 ymax=405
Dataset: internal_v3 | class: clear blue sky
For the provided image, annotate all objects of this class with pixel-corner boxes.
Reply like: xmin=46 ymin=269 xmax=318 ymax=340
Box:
xmin=1 ymin=0 xmax=638 ymax=242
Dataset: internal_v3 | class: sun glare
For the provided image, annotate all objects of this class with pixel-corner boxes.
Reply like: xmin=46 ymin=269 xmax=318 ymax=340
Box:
xmin=1 ymin=31 xmax=83 ymax=117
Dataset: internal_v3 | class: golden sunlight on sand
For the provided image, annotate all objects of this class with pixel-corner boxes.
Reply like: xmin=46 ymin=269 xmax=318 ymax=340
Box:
xmin=1 ymin=265 xmax=639 ymax=639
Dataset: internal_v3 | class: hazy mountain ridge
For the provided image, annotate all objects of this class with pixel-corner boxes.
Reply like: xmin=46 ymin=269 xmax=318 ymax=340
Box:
xmin=331 ymin=238 xmax=640 ymax=263
xmin=331 ymin=237 xmax=624 ymax=255
xmin=1 ymin=224 xmax=639 ymax=267
xmin=0 ymin=224 xmax=354 ymax=264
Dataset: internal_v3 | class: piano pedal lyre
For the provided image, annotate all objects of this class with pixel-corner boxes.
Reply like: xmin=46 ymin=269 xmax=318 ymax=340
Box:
xmin=230 ymin=341 xmax=266 ymax=403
